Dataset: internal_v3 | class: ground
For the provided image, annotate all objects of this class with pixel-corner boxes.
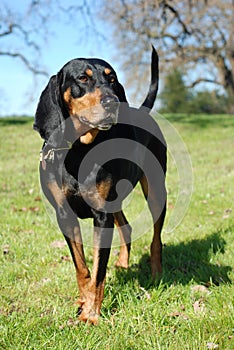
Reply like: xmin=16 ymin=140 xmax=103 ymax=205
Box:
xmin=0 ymin=114 xmax=233 ymax=349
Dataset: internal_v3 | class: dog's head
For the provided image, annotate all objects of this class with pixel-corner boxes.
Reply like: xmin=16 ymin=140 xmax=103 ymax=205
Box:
xmin=34 ymin=58 xmax=127 ymax=146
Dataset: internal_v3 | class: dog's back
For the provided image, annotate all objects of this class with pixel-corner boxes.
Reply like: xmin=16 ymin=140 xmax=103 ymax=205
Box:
xmin=34 ymin=46 xmax=166 ymax=324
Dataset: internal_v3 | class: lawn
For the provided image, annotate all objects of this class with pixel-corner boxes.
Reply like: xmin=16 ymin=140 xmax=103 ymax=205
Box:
xmin=0 ymin=114 xmax=233 ymax=349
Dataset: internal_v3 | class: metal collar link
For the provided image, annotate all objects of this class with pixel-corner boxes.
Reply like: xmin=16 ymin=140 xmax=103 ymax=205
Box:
xmin=39 ymin=140 xmax=73 ymax=166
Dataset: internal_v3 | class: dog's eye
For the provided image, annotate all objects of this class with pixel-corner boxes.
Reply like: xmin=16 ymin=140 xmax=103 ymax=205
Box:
xmin=79 ymin=75 xmax=88 ymax=83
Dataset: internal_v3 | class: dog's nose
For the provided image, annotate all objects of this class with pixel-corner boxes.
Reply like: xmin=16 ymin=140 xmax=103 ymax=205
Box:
xmin=101 ymin=95 xmax=119 ymax=112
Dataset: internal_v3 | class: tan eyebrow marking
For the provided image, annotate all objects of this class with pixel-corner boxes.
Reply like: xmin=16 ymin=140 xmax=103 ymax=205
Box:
xmin=104 ymin=68 xmax=111 ymax=75
xmin=86 ymin=68 xmax=93 ymax=77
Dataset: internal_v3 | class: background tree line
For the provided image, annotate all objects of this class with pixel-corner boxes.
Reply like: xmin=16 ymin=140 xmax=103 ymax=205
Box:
xmin=159 ymin=69 xmax=230 ymax=114
xmin=1 ymin=0 xmax=233 ymax=114
xmin=103 ymin=0 xmax=234 ymax=113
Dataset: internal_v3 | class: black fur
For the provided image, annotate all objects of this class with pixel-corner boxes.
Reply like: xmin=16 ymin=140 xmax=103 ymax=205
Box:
xmin=34 ymin=46 xmax=167 ymax=323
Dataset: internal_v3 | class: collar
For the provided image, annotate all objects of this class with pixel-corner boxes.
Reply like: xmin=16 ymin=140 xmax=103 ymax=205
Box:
xmin=40 ymin=140 xmax=73 ymax=169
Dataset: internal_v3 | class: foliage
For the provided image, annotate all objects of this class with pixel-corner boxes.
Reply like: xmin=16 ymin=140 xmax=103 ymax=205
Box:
xmin=159 ymin=70 xmax=230 ymax=114
xmin=159 ymin=69 xmax=193 ymax=113
xmin=0 ymin=115 xmax=234 ymax=349
xmin=190 ymin=90 xmax=230 ymax=114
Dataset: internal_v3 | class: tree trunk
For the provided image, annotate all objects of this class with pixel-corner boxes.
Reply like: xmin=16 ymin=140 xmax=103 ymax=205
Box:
xmin=216 ymin=54 xmax=234 ymax=113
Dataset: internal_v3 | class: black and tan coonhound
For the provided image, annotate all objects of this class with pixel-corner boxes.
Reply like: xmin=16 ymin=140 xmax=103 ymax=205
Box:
xmin=34 ymin=46 xmax=167 ymax=324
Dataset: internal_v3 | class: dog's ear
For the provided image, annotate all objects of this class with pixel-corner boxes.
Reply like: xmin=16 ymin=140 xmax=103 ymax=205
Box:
xmin=33 ymin=72 xmax=66 ymax=147
xmin=114 ymin=81 xmax=128 ymax=103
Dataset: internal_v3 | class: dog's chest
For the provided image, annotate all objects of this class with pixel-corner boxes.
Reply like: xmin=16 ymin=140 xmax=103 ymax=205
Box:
xmin=62 ymin=132 xmax=143 ymax=217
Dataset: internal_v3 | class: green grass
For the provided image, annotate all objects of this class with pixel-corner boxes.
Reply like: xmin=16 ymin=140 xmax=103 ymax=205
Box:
xmin=0 ymin=114 xmax=233 ymax=349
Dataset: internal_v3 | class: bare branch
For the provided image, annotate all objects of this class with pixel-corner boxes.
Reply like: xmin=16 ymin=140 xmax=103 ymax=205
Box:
xmin=161 ymin=1 xmax=191 ymax=35
xmin=0 ymin=24 xmax=14 ymax=37
xmin=101 ymin=0 xmax=234 ymax=108
xmin=0 ymin=1 xmax=101 ymax=79
xmin=0 ymin=51 xmax=48 ymax=76
xmin=8 ymin=24 xmax=40 ymax=52
xmin=187 ymin=78 xmax=223 ymax=88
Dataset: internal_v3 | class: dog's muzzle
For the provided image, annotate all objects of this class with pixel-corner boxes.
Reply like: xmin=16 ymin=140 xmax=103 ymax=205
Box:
xmin=79 ymin=95 xmax=119 ymax=131
xmin=101 ymin=95 xmax=119 ymax=114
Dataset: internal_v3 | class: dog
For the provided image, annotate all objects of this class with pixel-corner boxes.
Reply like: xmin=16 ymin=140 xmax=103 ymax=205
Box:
xmin=34 ymin=46 xmax=167 ymax=324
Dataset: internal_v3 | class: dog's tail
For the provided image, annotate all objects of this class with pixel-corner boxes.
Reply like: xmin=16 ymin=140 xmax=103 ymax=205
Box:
xmin=141 ymin=45 xmax=159 ymax=111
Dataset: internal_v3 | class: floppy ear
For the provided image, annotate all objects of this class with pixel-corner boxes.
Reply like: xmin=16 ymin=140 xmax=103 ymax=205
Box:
xmin=114 ymin=81 xmax=128 ymax=103
xmin=33 ymin=72 xmax=66 ymax=147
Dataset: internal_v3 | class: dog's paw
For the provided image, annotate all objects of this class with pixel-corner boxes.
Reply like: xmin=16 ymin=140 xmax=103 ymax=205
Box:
xmin=77 ymin=298 xmax=99 ymax=325
xmin=114 ymin=258 xmax=129 ymax=269
xmin=78 ymin=307 xmax=99 ymax=325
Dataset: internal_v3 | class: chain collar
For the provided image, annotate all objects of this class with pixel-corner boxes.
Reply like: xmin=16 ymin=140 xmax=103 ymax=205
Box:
xmin=40 ymin=140 xmax=72 ymax=169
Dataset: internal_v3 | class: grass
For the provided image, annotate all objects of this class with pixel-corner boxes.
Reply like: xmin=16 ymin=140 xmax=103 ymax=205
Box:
xmin=0 ymin=114 xmax=233 ymax=349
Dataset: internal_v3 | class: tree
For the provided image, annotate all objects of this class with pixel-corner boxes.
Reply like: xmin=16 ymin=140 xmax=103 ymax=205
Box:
xmin=190 ymin=90 xmax=229 ymax=114
xmin=159 ymin=69 xmax=193 ymax=113
xmin=159 ymin=69 xmax=229 ymax=114
xmin=102 ymin=0 xmax=234 ymax=112
xmin=0 ymin=0 xmax=95 ymax=77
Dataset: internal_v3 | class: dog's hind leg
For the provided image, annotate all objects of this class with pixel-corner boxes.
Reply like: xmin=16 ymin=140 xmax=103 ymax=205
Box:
xmin=140 ymin=174 xmax=166 ymax=279
xmin=114 ymin=211 xmax=132 ymax=268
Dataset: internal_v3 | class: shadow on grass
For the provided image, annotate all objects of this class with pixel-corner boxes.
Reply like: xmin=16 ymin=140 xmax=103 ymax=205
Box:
xmin=115 ymin=231 xmax=232 ymax=289
xmin=0 ymin=116 xmax=33 ymax=126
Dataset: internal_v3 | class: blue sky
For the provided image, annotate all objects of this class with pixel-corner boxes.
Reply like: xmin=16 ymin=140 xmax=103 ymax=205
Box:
xmin=1 ymin=1 xmax=221 ymax=117
xmin=0 ymin=0 xmax=125 ymax=116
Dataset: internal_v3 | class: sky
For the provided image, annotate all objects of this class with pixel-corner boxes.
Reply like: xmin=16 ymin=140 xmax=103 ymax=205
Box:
xmin=0 ymin=1 xmax=221 ymax=117
xmin=0 ymin=0 xmax=125 ymax=117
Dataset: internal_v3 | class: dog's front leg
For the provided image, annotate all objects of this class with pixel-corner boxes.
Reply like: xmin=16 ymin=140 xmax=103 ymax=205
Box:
xmin=42 ymin=177 xmax=91 ymax=302
xmin=56 ymin=211 xmax=91 ymax=304
xmin=78 ymin=212 xmax=114 ymax=325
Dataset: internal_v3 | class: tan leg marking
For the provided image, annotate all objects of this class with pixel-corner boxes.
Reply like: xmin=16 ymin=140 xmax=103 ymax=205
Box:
xmin=78 ymin=246 xmax=104 ymax=325
xmin=140 ymin=174 xmax=166 ymax=278
xmin=78 ymin=223 xmax=113 ymax=325
xmin=114 ymin=211 xmax=132 ymax=268
xmin=47 ymin=181 xmax=65 ymax=206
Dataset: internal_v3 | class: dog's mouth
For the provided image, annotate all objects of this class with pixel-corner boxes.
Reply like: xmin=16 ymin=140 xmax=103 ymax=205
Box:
xmin=78 ymin=115 xmax=116 ymax=131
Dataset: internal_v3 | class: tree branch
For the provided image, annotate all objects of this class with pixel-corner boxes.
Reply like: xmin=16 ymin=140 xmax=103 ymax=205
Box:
xmin=187 ymin=78 xmax=222 ymax=88
xmin=0 ymin=23 xmax=41 ymax=52
xmin=0 ymin=24 xmax=14 ymax=37
xmin=0 ymin=51 xmax=48 ymax=76
xmin=12 ymin=24 xmax=41 ymax=52
xmin=161 ymin=1 xmax=191 ymax=35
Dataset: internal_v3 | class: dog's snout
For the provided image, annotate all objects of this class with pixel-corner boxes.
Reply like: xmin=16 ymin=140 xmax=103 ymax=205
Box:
xmin=101 ymin=95 xmax=119 ymax=112
xmin=103 ymin=116 xmax=115 ymax=124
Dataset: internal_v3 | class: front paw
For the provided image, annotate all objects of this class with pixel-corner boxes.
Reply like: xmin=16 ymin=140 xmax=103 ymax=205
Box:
xmin=78 ymin=307 xmax=99 ymax=325
xmin=77 ymin=298 xmax=99 ymax=325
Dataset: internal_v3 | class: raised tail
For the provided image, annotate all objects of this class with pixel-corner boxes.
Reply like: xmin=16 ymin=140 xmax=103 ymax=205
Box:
xmin=141 ymin=45 xmax=159 ymax=111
